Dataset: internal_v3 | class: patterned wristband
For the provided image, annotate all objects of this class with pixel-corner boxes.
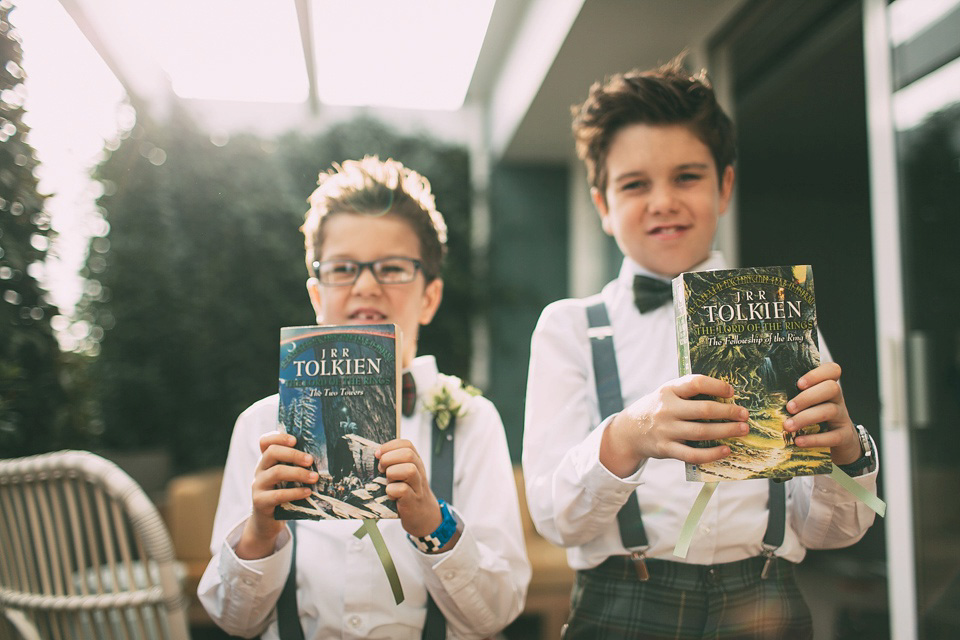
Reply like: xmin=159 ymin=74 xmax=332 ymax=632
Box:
xmin=408 ymin=499 xmax=458 ymax=553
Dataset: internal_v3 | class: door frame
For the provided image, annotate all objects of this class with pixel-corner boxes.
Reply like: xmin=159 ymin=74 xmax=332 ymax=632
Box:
xmin=863 ymin=0 xmax=918 ymax=638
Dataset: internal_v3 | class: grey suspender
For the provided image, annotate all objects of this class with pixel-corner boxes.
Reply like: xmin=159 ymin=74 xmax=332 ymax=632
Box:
xmin=276 ymin=520 xmax=304 ymax=640
xmin=274 ymin=417 xmax=453 ymax=639
xmin=586 ymin=301 xmax=651 ymax=579
xmin=761 ymin=480 xmax=786 ymax=578
xmin=586 ymin=300 xmax=785 ymax=580
xmin=422 ymin=414 xmax=454 ymax=638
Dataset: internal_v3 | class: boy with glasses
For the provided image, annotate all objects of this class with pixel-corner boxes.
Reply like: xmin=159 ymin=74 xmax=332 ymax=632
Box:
xmin=200 ymin=156 xmax=530 ymax=639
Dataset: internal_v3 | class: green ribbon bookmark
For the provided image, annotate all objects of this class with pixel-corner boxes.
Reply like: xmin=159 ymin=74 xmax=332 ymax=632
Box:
xmin=673 ymin=481 xmax=719 ymax=558
xmin=673 ymin=466 xmax=885 ymax=559
xmin=353 ymin=519 xmax=405 ymax=605
xmin=829 ymin=463 xmax=887 ymax=517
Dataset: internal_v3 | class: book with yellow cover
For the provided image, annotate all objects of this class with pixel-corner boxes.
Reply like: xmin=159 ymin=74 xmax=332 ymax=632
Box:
xmin=673 ymin=266 xmax=832 ymax=482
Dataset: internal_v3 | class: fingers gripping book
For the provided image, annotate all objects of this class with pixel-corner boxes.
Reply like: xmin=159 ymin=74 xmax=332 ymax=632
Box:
xmin=672 ymin=265 xmax=832 ymax=482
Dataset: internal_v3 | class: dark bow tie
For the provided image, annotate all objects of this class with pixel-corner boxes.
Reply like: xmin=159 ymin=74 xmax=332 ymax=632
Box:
xmin=633 ymin=275 xmax=673 ymax=313
xmin=401 ymin=371 xmax=416 ymax=417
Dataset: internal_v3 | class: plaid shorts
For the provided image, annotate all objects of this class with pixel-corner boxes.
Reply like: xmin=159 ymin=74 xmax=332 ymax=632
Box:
xmin=562 ymin=556 xmax=813 ymax=640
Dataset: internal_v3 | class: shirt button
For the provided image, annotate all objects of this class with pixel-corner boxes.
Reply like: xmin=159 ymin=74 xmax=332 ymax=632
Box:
xmin=352 ymin=539 xmax=364 ymax=551
xmin=444 ymin=571 xmax=455 ymax=580
xmin=348 ymin=615 xmax=362 ymax=627
xmin=242 ymin=577 xmax=254 ymax=586
xmin=701 ymin=526 xmax=711 ymax=534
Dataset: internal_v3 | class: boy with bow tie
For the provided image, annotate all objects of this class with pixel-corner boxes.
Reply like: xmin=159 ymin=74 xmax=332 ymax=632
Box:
xmin=522 ymin=58 xmax=879 ymax=639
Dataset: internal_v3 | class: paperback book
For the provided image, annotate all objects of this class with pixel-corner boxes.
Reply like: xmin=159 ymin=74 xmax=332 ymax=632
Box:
xmin=672 ymin=265 xmax=833 ymax=482
xmin=274 ymin=324 xmax=401 ymax=520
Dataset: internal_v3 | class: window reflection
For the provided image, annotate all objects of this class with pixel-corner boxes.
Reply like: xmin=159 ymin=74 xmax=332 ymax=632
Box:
xmin=895 ymin=64 xmax=960 ymax=639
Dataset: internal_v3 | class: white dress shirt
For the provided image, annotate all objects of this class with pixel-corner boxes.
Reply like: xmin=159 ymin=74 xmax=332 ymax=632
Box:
xmin=522 ymin=252 xmax=878 ymax=570
xmin=199 ymin=355 xmax=531 ymax=639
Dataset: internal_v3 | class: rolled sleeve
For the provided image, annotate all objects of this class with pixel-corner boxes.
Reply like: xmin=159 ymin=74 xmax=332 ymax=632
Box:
xmin=524 ymin=301 xmax=645 ymax=549
xmin=572 ymin=416 xmax=646 ymax=501
xmin=793 ymin=443 xmax=879 ymax=549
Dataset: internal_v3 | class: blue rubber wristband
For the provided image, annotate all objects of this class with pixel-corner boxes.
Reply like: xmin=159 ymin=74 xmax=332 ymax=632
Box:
xmin=408 ymin=499 xmax=457 ymax=553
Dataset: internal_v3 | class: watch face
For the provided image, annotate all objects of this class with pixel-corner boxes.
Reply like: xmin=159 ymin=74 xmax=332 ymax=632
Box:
xmin=837 ymin=425 xmax=876 ymax=476
xmin=856 ymin=425 xmax=871 ymax=455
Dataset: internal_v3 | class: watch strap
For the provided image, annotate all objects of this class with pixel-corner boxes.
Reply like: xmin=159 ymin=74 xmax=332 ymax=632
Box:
xmin=837 ymin=425 xmax=875 ymax=476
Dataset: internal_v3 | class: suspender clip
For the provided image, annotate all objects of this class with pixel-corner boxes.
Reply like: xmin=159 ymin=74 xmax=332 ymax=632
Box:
xmin=587 ymin=326 xmax=614 ymax=339
xmin=630 ymin=550 xmax=650 ymax=581
xmin=760 ymin=547 xmax=776 ymax=580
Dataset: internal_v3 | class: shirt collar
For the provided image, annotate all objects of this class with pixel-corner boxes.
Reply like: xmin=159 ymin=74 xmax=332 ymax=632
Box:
xmin=617 ymin=251 xmax=728 ymax=290
xmin=404 ymin=354 xmax=439 ymax=399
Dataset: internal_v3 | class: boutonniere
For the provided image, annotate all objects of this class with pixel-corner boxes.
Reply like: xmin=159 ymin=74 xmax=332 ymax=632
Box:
xmin=423 ymin=374 xmax=481 ymax=453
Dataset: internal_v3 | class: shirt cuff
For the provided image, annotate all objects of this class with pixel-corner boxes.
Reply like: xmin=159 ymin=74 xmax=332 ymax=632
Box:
xmin=413 ymin=509 xmax=479 ymax=594
xmin=219 ymin=518 xmax=294 ymax=588
xmin=207 ymin=518 xmax=293 ymax=630
xmin=814 ymin=446 xmax=879 ymax=499
xmin=571 ymin=415 xmax=646 ymax=505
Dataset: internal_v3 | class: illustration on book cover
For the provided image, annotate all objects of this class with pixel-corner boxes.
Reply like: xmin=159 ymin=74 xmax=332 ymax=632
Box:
xmin=673 ymin=265 xmax=833 ymax=482
xmin=275 ymin=324 xmax=400 ymax=520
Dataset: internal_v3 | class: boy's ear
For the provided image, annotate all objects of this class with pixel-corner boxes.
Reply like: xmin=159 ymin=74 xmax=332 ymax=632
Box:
xmin=591 ymin=187 xmax=614 ymax=236
xmin=306 ymin=278 xmax=324 ymax=323
xmin=419 ymin=278 xmax=444 ymax=326
xmin=718 ymin=165 xmax=735 ymax=215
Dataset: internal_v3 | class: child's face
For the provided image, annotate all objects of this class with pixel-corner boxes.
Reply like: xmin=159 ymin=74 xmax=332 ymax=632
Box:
xmin=592 ymin=123 xmax=735 ymax=278
xmin=306 ymin=212 xmax=443 ymax=368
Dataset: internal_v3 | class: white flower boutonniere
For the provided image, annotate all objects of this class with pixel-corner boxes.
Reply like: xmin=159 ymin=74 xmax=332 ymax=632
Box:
xmin=423 ymin=374 xmax=481 ymax=452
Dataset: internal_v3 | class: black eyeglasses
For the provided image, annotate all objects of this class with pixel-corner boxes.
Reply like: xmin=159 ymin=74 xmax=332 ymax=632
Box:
xmin=313 ymin=257 xmax=422 ymax=286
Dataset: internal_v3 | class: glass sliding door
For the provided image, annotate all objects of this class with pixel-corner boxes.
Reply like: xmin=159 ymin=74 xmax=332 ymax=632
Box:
xmin=890 ymin=0 xmax=960 ymax=636
xmin=866 ymin=0 xmax=960 ymax=637
xmin=716 ymin=2 xmax=890 ymax=634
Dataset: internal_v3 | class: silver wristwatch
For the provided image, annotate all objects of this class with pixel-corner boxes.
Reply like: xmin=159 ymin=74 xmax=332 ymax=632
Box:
xmin=838 ymin=424 xmax=875 ymax=476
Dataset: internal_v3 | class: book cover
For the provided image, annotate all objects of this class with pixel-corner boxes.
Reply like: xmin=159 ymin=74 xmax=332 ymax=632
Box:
xmin=274 ymin=324 xmax=401 ymax=520
xmin=672 ymin=265 xmax=832 ymax=482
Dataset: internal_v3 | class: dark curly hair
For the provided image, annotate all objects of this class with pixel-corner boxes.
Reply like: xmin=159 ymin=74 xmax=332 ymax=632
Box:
xmin=571 ymin=54 xmax=736 ymax=200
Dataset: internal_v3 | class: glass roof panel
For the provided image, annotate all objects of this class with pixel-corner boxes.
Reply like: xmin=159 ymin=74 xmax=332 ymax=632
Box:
xmin=310 ymin=0 xmax=496 ymax=110
xmin=143 ymin=0 xmax=309 ymax=103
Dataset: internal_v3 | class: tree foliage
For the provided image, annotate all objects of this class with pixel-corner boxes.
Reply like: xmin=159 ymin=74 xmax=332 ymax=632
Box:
xmin=80 ymin=111 xmax=472 ymax=472
xmin=0 ymin=3 xmax=95 ymax=457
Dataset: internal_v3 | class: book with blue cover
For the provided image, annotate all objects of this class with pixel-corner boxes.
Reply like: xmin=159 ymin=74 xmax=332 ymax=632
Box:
xmin=274 ymin=324 xmax=401 ymax=520
xmin=672 ymin=265 xmax=833 ymax=482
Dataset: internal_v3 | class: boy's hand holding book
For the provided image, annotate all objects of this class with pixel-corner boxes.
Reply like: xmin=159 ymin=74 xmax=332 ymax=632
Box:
xmin=237 ymin=432 xmax=318 ymax=560
xmin=376 ymin=438 xmax=444 ymax=537
xmin=783 ymin=362 xmax=862 ymax=466
xmin=600 ymin=364 xmax=864 ymax=479
xmin=376 ymin=438 xmax=460 ymax=552
xmin=600 ymin=374 xmax=750 ymax=478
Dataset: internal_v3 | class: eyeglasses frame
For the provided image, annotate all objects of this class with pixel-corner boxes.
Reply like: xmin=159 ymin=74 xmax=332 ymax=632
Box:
xmin=312 ymin=257 xmax=423 ymax=286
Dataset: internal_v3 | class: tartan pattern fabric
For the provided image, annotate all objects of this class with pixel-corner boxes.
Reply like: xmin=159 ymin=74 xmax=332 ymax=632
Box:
xmin=401 ymin=371 xmax=416 ymax=417
xmin=562 ymin=556 xmax=813 ymax=640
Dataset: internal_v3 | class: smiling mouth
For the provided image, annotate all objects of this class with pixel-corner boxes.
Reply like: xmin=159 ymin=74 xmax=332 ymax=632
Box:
xmin=349 ymin=310 xmax=388 ymax=322
xmin=649 ymin=225 xmax=690 ymax=236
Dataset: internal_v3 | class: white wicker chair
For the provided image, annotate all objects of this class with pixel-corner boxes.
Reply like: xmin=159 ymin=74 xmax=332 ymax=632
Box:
xmin=0 ymin=450 xmax=189 ymax=640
